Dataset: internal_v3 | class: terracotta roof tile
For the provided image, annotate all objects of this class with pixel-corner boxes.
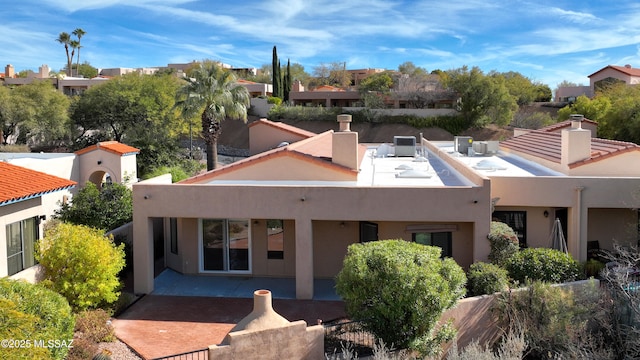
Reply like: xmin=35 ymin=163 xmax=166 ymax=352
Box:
xmin=75 ymin=141 xmax=140 ymax=156
xmin=0 ymin=162 xmax=76 ymax=206
xmin=180 ymin=130 xmax=362 ymax=184
xmin=537 ymin=118 xmax=598 ymax=132
xmin=588 ymin=65 xmax=640 ymax=78
xmin=247 ymin=119 xmax=316 ymax=138
xmin=501 ymin=130 xmax=640 ymax=167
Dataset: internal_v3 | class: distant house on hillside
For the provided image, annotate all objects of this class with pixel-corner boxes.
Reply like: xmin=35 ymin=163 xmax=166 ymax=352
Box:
xmin=588 ymin=64 xmax=640 ymax=93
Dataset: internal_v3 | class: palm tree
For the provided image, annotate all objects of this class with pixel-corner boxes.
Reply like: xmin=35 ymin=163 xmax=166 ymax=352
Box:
xmin=69 ymin=40 xmax=79 ymax=76
xmin=56 ymin=32 xmax=73 ymax=76
xmin=175 ymin=62 xmax=250 ymax=171
xmin=72 ymin=28 xmax=86 ymax=77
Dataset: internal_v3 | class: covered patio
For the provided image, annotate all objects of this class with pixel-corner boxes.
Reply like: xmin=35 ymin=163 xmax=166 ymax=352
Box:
xmin=151 ymin=269 xmax=341 ymax=300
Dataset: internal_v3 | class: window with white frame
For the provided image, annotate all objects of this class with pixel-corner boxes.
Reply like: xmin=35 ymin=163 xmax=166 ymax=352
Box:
xmin=6 ymin=217 xmax=39 ymax=276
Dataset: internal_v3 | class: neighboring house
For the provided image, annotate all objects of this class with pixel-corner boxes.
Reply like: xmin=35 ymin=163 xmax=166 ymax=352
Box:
xmin=588 ymin=64 xmax=640 ymax=93
xmin=0 ymin=162 xmax=76 ymax=279
xmin=554 ymin=85 xmax=592 ymax=103
xmin=288 ymin=79 xmax=458 ymax=110
xmin=2 ymin=64 xmax=110 ymax=95
xmin=133 ymin=115 xmax=640 ymax=300
xmin=0 ymin=141 xmax=139 ymax=281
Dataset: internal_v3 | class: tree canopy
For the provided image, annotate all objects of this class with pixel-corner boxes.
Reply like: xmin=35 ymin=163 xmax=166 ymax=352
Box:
xmin=443 ymin=66 xmax=518 ymax=127
xmin=70 ymin=72 xmax=192 ymax=176
xmin=54 ymin=182 xmax=132 ymax=231
xmin=175 ymin=61 xmax=250 ymax=170
xmin=0 ymin=81 xmax=70 ymax=147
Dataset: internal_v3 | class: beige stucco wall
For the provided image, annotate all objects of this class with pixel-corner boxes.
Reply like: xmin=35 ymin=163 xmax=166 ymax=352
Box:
xmin=208 ymin=321 xmax=324 ymax=360
xmin=206 ymin=155 xmax=356 ymax=182
xmin=590 ymin=68 xmax=634 ymax=91
xmin=312 ymin=220 xmax=359 ymax=278
xmin=587 ymin=208 xmax=637 ymax=251
xmin=569 ymin=151 xmax=640 ymax=176
xmin=77 ymin=150 xmax=138 ymax=187
xmin=133 ymin=182 xmax=491 ymax=297
xmin=249 ymin=122 xmax=310 ymax=155
xmin=0 ymin=198 xmax=45 ymax=278
xmin=491 ymin=176 xmax=640 ymax=261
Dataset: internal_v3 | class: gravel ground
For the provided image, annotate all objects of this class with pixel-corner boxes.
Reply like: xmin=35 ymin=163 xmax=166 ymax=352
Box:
xmin=97 ymin=340 xmax=141 ymax=360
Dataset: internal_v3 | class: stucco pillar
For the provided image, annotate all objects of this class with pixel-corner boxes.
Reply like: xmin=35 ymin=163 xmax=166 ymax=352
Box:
xmin=568 ymin=186 xmax=587 ymax=261
xmin=133 ymin=216 xmax=155 ymax=294
xmin=295 ymin=219 xmax=314 ymax=299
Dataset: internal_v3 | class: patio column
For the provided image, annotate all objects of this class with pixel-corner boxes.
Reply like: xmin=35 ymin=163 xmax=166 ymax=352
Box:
xmin=295 ymin=219 xmax=314 ymax=299
xmin=133 ymin=217 xmax=155 ymax=294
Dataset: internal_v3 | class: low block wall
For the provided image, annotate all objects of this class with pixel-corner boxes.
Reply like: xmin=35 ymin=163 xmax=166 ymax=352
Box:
xmin=209 ymin=321 xmax=324 ymax=360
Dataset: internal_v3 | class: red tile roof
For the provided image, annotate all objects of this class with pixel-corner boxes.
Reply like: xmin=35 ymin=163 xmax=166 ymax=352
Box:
xmin=501 ymin=130 xmax=640 ymax=168
xmin=247 ymin=119 xmax=316 ymax=138
xmin=588 ymin=65 xmax=640 ymax=78
xmin=312 ymin=85 xmax=345 ymax=92
xmin=75 ymin=141 xmax=140 ymax=156
xmin=537 ymin=118 xmax=598 ymax=133
xmin=180 ymin=130 xmax=364 ymax=184
xmin=0 ymin=162 xmax=76 ymax=206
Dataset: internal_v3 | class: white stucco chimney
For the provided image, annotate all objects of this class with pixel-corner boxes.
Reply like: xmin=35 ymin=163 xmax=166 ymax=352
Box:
xmin=561 ymin=114 xmax=591 ymax=166
xmin=332 ymin=114 xmax=359 ymax=170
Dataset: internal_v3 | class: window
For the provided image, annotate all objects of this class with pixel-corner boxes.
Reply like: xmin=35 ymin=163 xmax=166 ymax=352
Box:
xmin=413 ymin=232 xmax=452 ymax=258
xmin=170 ymin=218 xmax=178 ymax=255
xmin=492 ymin=211 xmax=527 ymax=247
xmin=266 ymin=220 xmax=284 ymax=260
xmin=201 ymin=219 xmax=250 ymax=272
xmin=359 ymin=222 xmax=378 ymax=243
xmin=6 ymin=217 xmax=39 ymax=276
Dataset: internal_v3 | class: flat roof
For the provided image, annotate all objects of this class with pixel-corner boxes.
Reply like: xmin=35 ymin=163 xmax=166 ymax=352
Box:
xmin=434 ymin=143 xmax=564 ymax=177
xmin=356 ymin=146 xmax=476 ymax=187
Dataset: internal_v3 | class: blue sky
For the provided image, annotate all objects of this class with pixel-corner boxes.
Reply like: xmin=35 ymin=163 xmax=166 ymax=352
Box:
xmin=2 ymin=0 xmax=640 ymax=89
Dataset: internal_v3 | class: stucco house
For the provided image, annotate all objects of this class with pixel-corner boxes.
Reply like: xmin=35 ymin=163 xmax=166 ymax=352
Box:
xmin=132 ymin=114 xmax=640 ymax=300
xmin=588 ymin=64 xmax=640 ymax=93
xmin=0 ymin=141 xmax=139 ymax=281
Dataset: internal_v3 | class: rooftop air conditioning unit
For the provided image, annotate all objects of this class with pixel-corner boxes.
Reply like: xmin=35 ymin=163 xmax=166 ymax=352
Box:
xmin=454 ymin=136 xmax=473 ymax=155
xmin=472 ymin=141 xmax=488 ymax=155
xmin=393 ymin=136 xmax=416 ymax=157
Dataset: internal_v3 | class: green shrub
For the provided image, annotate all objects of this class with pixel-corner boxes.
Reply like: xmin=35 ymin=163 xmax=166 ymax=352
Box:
xmin=583 ymin=259 xmax=605 ymax=278
xmin=37 ymin=223 xmax=126 ymax=311
xmin=65 ymin=337 xmax=98 ymax=360
xmin=142 ymin=165 xmax=190 ymax=182
xmin=467 ymin=262 xmax=510 ymax=296
xmin=335 ymin=240 xmax=466 ymax=357
xmin=54 ymin=182 xmax=132 ymax=231
xmin=493 ymin=281 xmax=602 ymax=359
xmin=268 ymin=104 xmax=342 ymax=122
xmin=506 ymin=247 xmax=582 ymax=284
xmin=75 ymin=309 xmax=115 ymax=343
xmin=487 ymin=221 xmax=520 ymax=267
xmin=0 ymin=144 xmax=31 ymax=152
xmin=0 ymin=278 xmax=75 ymax=360
xmin=267 ymin=96 xmax=282 ymax=105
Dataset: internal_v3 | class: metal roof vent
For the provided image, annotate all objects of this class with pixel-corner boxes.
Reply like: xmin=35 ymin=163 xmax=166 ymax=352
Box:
xmin=395 ymin=164 xmax=414 ymax=170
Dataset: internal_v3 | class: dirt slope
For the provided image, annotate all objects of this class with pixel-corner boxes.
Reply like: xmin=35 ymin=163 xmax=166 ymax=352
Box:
xmin=218 ymin=116 xmax=513 ymax=150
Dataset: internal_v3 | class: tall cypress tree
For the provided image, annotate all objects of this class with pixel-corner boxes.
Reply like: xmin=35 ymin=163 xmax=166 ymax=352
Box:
xmin=283 ymin=59 xmax=291 ymax=102
xmin=272 ymin=46 xmax=281 ymax=99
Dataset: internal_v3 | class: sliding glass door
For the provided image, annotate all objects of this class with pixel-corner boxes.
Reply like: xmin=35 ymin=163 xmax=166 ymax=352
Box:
xmin=201 ymin=219 xmax=250 ymax=272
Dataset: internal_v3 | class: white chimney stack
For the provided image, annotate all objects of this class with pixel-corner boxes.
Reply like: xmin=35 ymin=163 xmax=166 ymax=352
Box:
xmin=562 ymin=114 xmax=591 ymax=167
xmin=332 ymin=114 xmax=359 ymax=170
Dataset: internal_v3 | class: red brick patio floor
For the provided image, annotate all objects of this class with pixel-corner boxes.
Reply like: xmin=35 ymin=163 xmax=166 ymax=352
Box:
xmin=113 ymin=295 xmax=346 ymax=359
